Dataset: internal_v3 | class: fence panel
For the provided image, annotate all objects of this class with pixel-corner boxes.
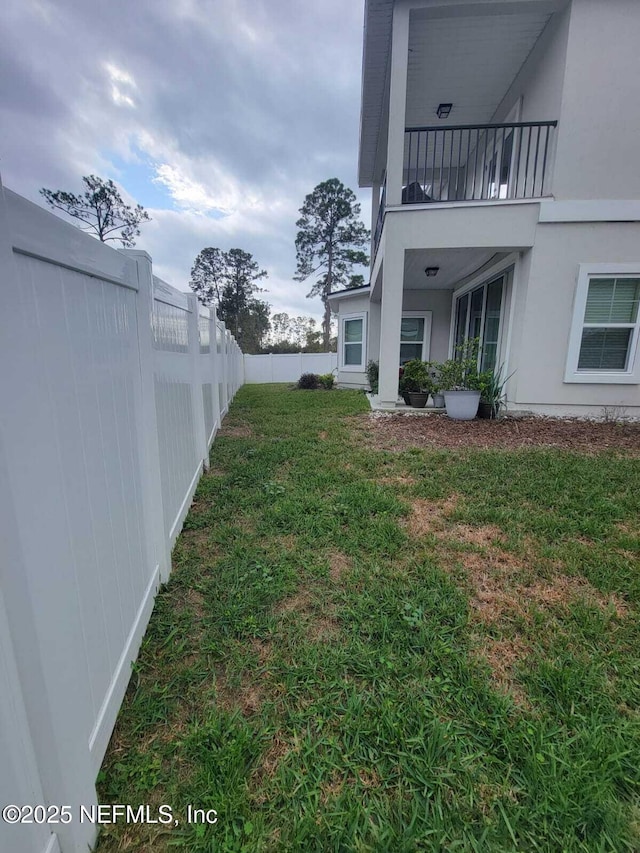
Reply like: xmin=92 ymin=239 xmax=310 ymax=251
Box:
xmin=244 ymin=352 xmax=337 ymax=382
xmin=0 ymin=181 xmax=242 ymax=852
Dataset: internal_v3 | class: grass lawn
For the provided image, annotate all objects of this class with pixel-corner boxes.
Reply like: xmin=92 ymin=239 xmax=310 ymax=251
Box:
xmin=97 ymin=384 xmax=640 ymax=852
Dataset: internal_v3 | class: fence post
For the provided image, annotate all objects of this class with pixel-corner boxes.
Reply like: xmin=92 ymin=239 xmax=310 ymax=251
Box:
xmin=209 ymin=306 xmax=221 ymax=437
xmin=219 ymin=322 xmax=228 ymax=414
xmin=187 ymin=295 xmax=209 ymax=470
xmin=121 ymin=250 xmax=171 ymax=582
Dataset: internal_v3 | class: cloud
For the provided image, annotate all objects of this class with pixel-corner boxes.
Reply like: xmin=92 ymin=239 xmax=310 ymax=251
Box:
xmin=0 ymin=0 xmax=372 ymax=324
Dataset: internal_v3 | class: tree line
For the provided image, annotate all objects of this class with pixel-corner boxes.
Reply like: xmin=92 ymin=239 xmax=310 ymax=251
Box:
xmin=39 ymin=175 xmax=369 ymax=353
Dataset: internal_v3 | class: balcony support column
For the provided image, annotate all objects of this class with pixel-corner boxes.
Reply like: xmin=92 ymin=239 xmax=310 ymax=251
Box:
xmin=385 ymin=3 xmax=410 ymax=207
xmin=378 ymin=238 xmax=404 ymax=407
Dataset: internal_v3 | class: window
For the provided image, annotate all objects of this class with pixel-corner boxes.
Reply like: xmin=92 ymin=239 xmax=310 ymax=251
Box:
xmin=453 ymin=274 xmax=505 ymax=371
xmin=341 ymin=313 xmax=366 ymax=370
xmin=566 ymin=265 xmax=640 ymax=383
xmin=400 ymin=312 xmax=432 ymax=364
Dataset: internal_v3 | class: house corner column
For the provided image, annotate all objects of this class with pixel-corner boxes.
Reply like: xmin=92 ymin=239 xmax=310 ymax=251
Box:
xmin=378 ymin=240 xmax=404 ymax=407
xmin=385 ymin=3 xmax=410 ymax=207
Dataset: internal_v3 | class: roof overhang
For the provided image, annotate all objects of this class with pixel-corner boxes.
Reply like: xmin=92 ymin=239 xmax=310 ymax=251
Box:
xmin=327 ymin=285 xmax=372 ymax=305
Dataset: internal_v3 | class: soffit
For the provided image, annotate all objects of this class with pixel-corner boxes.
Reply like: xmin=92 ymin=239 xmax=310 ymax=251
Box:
xmin=403 ymin=247 xmax=504 ymax=289
xmin=405 ymin=10 xmax=552 ymax=128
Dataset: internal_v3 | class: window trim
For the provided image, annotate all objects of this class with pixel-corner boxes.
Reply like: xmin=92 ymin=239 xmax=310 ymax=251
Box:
xmin=400 ymin=311 xmax=432 ymax=364
xmin=565 ymin=264 xmax=640 ymax=384
xmin=340 ymin=312 xmax=367 ymax=372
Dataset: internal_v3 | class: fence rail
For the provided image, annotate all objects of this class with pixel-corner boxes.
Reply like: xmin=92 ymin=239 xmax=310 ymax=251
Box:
xmin=0 ymin=180 xmax=243 ymax=853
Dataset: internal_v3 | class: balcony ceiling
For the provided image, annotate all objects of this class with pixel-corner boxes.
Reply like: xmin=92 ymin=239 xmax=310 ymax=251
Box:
xmin=359 ymin=0 xmax=565 ymax=187
xmin=403 ymin=247 xmax=504 ymax=290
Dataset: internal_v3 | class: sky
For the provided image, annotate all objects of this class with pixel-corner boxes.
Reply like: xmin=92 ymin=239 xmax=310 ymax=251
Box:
xmin=0 ymin=0 xmax=371 ymax=325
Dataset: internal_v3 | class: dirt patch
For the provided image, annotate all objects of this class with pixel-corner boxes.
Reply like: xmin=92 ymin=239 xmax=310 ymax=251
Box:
xmin=360 ymin=413 xmax=640 ymax=454
xmin=405 ymin=494 xmax=459 ymax=536
xmin=218 ymin=421 xmax=253 ymax=438
xmin=328 ymin=550 xmax=352 ymax=581
xmin=318 ymin=430 xmax=328 ymax=440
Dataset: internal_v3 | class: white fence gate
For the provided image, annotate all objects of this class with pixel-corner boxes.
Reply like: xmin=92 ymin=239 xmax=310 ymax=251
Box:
xmin=0 ymin=180 xmax=243 ymax=853
xmin=244 ymin=351 xmax=337 ymax=383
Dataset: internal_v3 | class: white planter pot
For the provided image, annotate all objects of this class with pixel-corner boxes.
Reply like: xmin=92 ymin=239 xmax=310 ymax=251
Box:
xmin=443 ymin=390 xmax=481 ymax=420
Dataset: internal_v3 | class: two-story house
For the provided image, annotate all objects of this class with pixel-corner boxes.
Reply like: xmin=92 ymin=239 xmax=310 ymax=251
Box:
xmin=331 ymin=0 xmax=640 ymax=418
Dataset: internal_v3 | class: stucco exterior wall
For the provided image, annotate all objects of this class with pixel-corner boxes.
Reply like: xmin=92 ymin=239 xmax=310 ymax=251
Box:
xmin=509 ymin=222 xmax=640 ymax=415
xmin=553 ymin=0 xmax=640 ymax=200
xmin=333 ymin=292 xmax=372 ymax=388
xmin=402 ymin=289 xmax=452 ymax=363
xmin=494 ymin=4 xmax=570 ymax=127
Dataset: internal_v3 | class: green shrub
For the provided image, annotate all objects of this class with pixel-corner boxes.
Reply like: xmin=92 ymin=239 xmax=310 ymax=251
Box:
xmin=399 ymin=359 xmax=433 ymax=393
xmin=366 ymin=360 xmax=379 ymax=394
xmin=297 ymin=373 xmax=320 ymax=389
xmin=318 ymin=373 xmax=335 ymax=390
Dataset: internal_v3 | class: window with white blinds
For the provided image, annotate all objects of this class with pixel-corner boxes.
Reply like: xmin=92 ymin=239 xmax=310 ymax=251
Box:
xmin=578 ymin=279 xmax=639 ymax=370
xmin=566 ymin=266 xmax=640 ymax=383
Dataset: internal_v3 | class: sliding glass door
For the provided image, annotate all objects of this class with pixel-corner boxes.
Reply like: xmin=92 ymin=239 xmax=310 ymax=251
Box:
xmin=453 ymin=273 xmax=506 ymax=371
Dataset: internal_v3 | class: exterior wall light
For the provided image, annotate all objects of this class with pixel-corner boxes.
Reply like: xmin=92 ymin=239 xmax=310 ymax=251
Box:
xmin=424 ymin=267 xmax=440 ymax=277
xmin=436 ymin=103 xmax=452 ymax=119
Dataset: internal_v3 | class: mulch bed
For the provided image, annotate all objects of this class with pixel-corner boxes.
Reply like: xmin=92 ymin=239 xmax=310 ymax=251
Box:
xmin=360 ymin=412 xmax=640 ymax=454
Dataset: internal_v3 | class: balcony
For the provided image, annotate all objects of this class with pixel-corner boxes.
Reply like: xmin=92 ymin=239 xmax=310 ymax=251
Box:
xmin=402 ymin=121 xmax=557 ymax=204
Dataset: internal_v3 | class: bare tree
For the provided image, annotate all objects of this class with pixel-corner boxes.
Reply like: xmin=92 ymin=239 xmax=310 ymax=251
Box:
xmin=40 ymin=175 xmax=150 ymax=247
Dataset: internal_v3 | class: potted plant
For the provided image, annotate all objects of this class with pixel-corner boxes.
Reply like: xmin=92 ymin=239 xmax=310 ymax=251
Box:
xmin=400 ymin=359 xmax=433 ymax=408
xmin=426 ymin=362 xmax=445 ymax=408
xmin=398 ymin=366 xmax=412 ymax=405
xmin=476 ymin=365 xmax=512 ymax=419
xmin=438 ymin=339 xmax=482 ymax=420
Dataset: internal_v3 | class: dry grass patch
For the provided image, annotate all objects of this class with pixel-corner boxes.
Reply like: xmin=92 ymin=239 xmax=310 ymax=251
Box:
xmin=379 ymin=474 xmax=417 ymax=487
xmin=179 ymin=527 xmax=220 ymax=557
xmin=405 ymin=494 xmax=459 ymax=537
xmin=275 ymin=588 xmax=340 ymax=641
xmin=473 ymin=634 xmax=533 ymax=708
xmin=449 ymin=523 xmax=506 ymax=548
xmin=328 ymin=549 xmax=352 ymax=582
xmin=253 ymin=732 xmax=294 ymax=785
xmin=215 ymin=670 xmax=265 ymax=717
xmin=218 ymin=421 xmax=253 ymax=438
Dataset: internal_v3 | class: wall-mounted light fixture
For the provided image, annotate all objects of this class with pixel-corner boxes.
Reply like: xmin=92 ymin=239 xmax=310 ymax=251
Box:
xmin=424 ymin=266 xmax=440 ymax=277
xmin=436 ymin=103 xmax=452 ymax=119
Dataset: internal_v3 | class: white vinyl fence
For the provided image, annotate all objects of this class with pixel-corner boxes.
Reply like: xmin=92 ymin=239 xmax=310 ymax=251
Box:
xmin=0 ymin=180 xmax=243 ymax=853
xmin=244 ymin=351 xmax=337 ymax=383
